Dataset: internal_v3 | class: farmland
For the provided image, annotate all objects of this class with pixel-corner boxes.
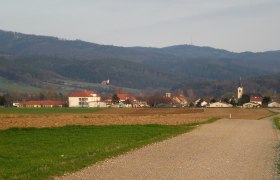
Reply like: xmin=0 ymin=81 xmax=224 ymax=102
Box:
xmin=0 ymin=108 xmax=275 ymax=179
xmin=0 ymin=108 xmax=273 ymax=130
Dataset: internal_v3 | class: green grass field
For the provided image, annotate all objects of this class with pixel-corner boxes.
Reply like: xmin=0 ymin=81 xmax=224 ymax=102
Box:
xmin=0 ymin=77 xmax=41 ymax=93
xmin=0 ymin=108 xmax=102 ymax=114
xmin=0 ymin=124 xmax=196 ymax=179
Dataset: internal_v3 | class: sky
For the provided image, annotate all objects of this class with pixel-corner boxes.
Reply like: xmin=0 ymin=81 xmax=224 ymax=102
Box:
xmin=0 ymin=0 xmax=280 ymax=52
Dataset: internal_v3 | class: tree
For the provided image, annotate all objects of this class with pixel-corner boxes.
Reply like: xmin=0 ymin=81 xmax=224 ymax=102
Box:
xmin=112 ymin=94 xmax=120 ymax=104
xmin=238 ymin=94 xmax=250 ymax=106
xmin=3 ymin=93 xmax=13 ymax=107
xmin=124 ymin=99 xmax=131 ymax=105
xmin=229 ymin=99 xmax=237 ymax=106
xmin=210 ymin=98 xmax=217 ymax=103
xmin=0 ymin=96 xmax=7 ymax=106
xmin=189 ymin=102 xmax=194 ymax=107
xmin=39 ymin=93 xmax=45 ymax=100
xmin=146 ymin=95 xmax=172 ymax=107
xmin=221 ymin=97 xmax=230 ymax=103
xmin=262 ymin=96 xmax=271 ymax=107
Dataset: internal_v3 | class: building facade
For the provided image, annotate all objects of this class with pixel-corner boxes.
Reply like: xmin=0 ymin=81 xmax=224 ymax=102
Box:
xmin=17 ymin=100 xmax=64 ymax=108
xmin=237 ymin=78 xmax=243 ymax=99
xmin=268 ymin=102 xmax=280 ymax=108
xmin=68 ymin=90 xmax=103 ymax=107
xmin=209 ymin=102 xmax=233 ymax=108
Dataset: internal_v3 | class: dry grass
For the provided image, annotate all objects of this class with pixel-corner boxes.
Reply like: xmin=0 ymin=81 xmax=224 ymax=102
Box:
xmin=0 ymin=108 xmax=272 ymax=130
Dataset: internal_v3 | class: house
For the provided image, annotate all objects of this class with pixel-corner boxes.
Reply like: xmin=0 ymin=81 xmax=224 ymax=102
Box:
xmin=13 ymin=102 xmax=20 ymax=107
xmin=243 ymin=102 xmax=261 ymax=108
xmin=117 ymin=94 xmax=137 ymax=103
xmin=165 ymin=92 xmax=188 ymax=107
xmin=114 ymin=94 xmax=148 ymax=108
xmin=117 ymin=94 xmax=140 ymax=108
xmin=172 ymin=94 xmax=188 ymax=107
xmin=209 ymin=102 xmax=233 ymax=108
xmin=101 ymin=79 xmax=110 ymax=85
xmin=250 ymin=95 xmax=263 ymax=105
xmin=268 ymin=102 xmax=280 ymax=108
xmin=194 ymin=99 xmax=208 ymax=107
xmin=17 ymin=100 xmax=64 ymax=108
xmin=68 ymin=90 xmax=106 ymax=108
xmin=134 ymin=101 xmax=149 ymax=108
xmin=165 ymin=92 xmax=172 ymax=98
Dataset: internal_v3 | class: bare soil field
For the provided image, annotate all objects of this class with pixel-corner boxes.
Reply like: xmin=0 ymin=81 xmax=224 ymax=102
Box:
xmin=0 ymin=108 xmax=273 ymax=130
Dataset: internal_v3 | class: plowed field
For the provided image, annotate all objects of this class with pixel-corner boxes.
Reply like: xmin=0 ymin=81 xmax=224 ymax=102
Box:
xmin=0 ymin=108 xmax=273 ymax=130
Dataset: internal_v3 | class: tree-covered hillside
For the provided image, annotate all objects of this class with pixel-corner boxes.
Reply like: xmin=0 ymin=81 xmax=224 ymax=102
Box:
xmin=1 ymin=29 xmax=280 ymax=97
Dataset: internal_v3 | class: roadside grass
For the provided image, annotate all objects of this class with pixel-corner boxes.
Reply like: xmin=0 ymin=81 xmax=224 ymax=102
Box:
xmin=0 ymin=118 xmax=218 ymax=179
xmin=273 ymin=117 xmax=280 ymax=174
xmin=274 ymin=117 xmax=280 ymax=129
xmin=186 ymin=117 xmax=219 ymax=126
xmin=0 ymin=108 xmax=102 ymax=114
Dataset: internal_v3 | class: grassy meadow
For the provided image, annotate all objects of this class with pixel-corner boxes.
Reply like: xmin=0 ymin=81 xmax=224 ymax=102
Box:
xmin=0 ymin=77 xmax=41 ymax=93
xmin=0 ymin=123 xmax=203 ymax=179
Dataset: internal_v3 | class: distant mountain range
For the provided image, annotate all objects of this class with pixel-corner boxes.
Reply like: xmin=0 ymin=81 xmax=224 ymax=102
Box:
xmin=0 ymin=29 xmax=280 ymax=97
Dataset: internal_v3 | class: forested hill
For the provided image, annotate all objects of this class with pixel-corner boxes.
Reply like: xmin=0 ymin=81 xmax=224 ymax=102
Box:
xmin=0 ymin=29 xmax=280 ymax=96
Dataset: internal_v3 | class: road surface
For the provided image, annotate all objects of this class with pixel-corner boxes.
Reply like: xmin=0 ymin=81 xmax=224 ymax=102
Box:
xmin=58 ymin=117 xmax=279 ymax=180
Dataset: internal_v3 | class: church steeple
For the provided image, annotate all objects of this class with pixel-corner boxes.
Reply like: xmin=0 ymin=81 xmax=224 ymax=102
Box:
xmin=239 ymin=77 xmax=242 ymax=87
xmin=237 ymin=77 xmax=244 ymax=99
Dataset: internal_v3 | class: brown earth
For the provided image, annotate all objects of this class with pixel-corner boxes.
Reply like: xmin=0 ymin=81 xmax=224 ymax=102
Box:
xmin=0 ymin=108 xmax=273 ymax=130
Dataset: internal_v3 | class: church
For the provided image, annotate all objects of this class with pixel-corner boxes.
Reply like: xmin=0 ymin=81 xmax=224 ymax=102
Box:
xmin=237 ymin=78 xmax=243 ymax=99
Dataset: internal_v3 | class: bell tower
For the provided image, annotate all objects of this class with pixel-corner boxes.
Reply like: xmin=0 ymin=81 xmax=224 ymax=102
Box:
xmin=237 ymin=77 xmax=243 ymax=99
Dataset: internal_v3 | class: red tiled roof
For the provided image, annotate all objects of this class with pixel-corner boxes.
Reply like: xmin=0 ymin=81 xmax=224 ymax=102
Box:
xmin=21 ymin=100 xmax=64 ymax=106
xmin=250 ymin=96 xmax=263 ymax=102
xmin=117 ymin=94 xmax=136 ymax=101
xmin=69 ymin=90 xmax=98 ymax=97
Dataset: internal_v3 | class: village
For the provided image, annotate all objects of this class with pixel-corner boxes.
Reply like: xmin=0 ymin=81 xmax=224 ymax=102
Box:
xmin=8 ymin=79 xmax=280 ymax=109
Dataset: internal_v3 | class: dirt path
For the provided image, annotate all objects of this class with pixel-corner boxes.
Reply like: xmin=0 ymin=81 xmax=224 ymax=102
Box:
xmin=57 ymin=118 xmax=279 ymax=180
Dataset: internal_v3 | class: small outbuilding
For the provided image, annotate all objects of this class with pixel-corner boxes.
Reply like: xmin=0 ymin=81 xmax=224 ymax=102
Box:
xmin=268 ymin=102 xmax=280 ymax=108
xmin=243 ymin=102 xmax=261 ymax=108
xmin=209 ymin=102 xmax=233 ymax=108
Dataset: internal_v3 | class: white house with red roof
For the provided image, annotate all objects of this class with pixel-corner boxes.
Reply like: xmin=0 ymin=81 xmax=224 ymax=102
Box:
xmin=117 ymin=94 xmax=136 ymax=103
xmin=250 ymin=95 xmax=263 ymax=105
xmin=116 ymin=94 xmax=138 ymax=108
xmin=68 ymin=90 xmax=106 ymax=107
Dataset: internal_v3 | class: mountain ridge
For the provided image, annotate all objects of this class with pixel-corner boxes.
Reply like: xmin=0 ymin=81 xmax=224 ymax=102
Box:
xmin=0 ymin=29 xmax=280 ymax=97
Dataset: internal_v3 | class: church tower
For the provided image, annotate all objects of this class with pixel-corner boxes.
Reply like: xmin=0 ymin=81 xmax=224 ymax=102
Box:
xmin=237 ymin=77 xmax=243 ymax=99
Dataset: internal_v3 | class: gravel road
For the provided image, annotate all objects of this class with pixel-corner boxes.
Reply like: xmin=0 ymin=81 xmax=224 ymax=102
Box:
xmin=57 ymin=117 xmax=279 ymax=180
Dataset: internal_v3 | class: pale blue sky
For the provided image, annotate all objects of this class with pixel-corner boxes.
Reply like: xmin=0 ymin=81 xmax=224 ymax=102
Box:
xmin=0 ymin=0 xmax=279 ymax=52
